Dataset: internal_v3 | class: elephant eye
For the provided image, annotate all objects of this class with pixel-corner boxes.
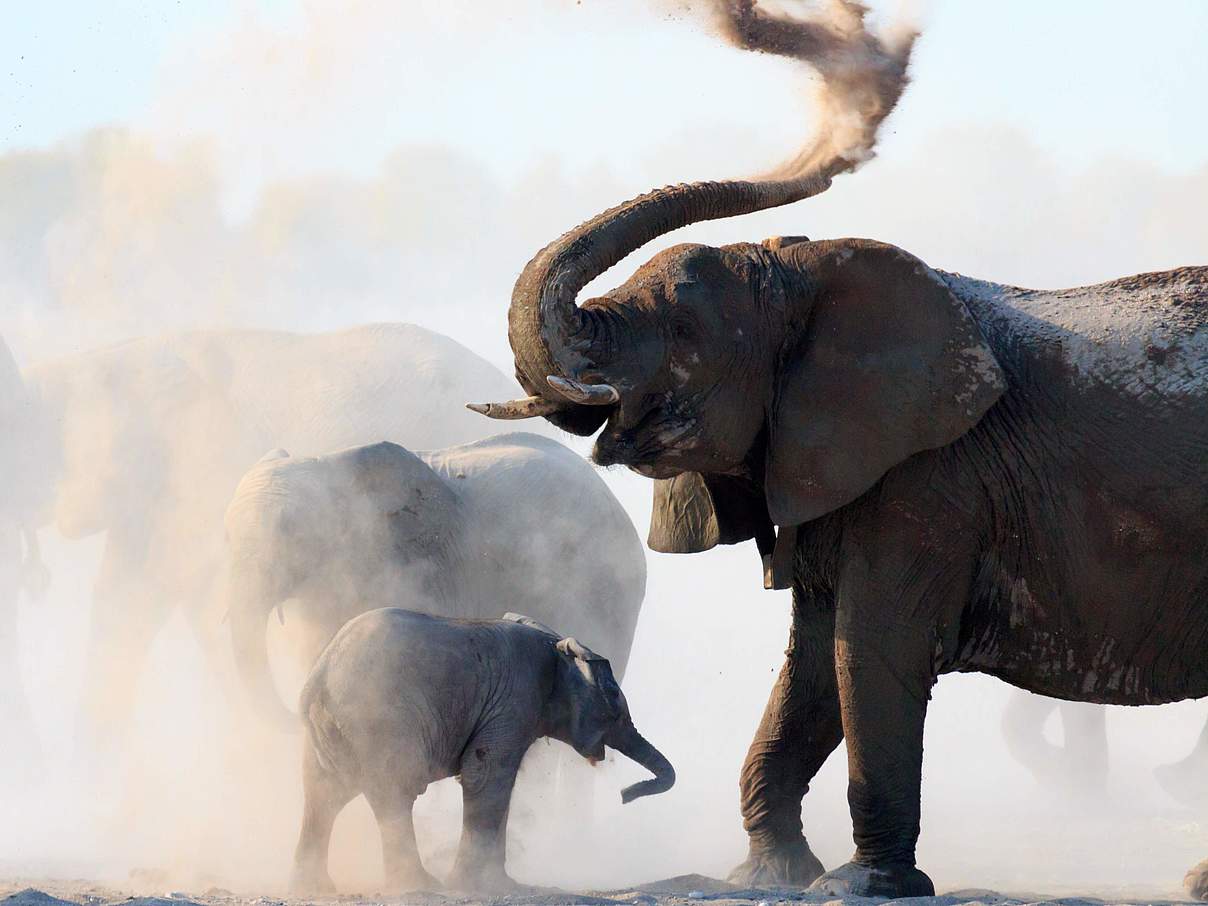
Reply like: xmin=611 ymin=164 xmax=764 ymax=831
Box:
xmin=669 ymin=317 xmax=695 ymax=343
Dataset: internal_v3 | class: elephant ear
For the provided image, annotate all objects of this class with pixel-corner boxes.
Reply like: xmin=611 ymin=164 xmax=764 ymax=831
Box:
xmin=503 ymin=612 xmax=560 ymax=637
xmin=766 ymin=241 xmax=1006 ymax=525
xmin=647 ymin=472 xmax=773 ymax=554
xmin=556 ymin=636 xmax=606 ymax=663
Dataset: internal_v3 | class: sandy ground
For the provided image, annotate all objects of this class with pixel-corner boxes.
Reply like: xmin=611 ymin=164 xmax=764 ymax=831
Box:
xmin=1 ymin=874 xmax=1199 ymax=906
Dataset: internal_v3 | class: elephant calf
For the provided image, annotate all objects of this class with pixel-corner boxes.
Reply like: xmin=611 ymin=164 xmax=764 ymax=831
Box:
xmin=291 ymin=609 xmax=674 ymax=894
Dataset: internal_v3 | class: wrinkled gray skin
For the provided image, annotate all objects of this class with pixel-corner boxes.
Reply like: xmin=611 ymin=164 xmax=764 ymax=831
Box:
xmin=223 ymin=432 xmax=645 ymax=732
xmin=0 ymin=324 xmax=521 ymax=750
xmin=292 ymin=609 xmax=674 ymax=894
xmin=474 ymin=166 xmax=1208 ymax=898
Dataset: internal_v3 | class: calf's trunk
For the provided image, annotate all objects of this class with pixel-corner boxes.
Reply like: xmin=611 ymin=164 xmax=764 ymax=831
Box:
xmin=612 ymin=722 xmax=675 ymax=804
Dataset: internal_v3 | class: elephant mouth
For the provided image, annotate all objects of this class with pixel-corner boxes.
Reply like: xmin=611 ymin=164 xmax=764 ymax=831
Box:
xmin=581 ymin=740 xmax=606 ymax=764
xmin=629 ymin=462 xmax=685 ymax=480
xmin=592 ymin=409 xmax=695 ymax=479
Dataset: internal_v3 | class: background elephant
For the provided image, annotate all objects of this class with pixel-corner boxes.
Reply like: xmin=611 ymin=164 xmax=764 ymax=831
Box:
xmin=1001 ymin=692 xmax=1109 ymax=796
xmin=999 ymin=691 xmax=1208 ymax=806
xmin=222 ymin=432 xmax=646 ymax=730
xmin=471 ymin=129 xmax=1208 ymax=896
xmin=2 ymin=323 xmax=523 ymax=752
xmin=292 ymin=610 xmax=672 ymax=894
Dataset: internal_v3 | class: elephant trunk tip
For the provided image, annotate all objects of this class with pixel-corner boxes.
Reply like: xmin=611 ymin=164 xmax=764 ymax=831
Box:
xmin=613 ymin=724 xmax=676 ymax=804
xmin=620 ymin=765 xmax=676 ymax=804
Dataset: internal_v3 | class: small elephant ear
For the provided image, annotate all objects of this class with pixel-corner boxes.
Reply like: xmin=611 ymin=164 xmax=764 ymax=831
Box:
xmin=503 ymin=613 xmax=560 ymax=637
xmin=556 ymin=636 xmax=605 ymax=663
xmin=766 ymin=241 xmax=1006 ymax=525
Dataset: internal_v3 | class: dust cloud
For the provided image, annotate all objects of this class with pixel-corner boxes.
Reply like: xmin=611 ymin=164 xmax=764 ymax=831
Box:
xmin=1 ymin=0 xmax=1207 ymax=900
xmin=706 ymin=0 xmax=916 ymax=178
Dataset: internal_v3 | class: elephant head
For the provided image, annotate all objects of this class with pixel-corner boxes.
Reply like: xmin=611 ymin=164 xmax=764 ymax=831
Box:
xmin=548 ymin=634 xmax=675 ymax=804
xmin=472 ymin=170 xmax=1006 ymax=545
xmin=227 ymin=442 xmax=465 ymax=730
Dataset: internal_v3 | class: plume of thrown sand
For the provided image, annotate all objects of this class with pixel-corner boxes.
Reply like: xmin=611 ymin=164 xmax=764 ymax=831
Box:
xmin=704 ymin=0 xmax=917 ymax=180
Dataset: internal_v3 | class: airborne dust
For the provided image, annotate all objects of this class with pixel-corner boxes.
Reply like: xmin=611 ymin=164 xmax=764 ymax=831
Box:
xmin=1 ymin=0 xmax=1208 ymax=899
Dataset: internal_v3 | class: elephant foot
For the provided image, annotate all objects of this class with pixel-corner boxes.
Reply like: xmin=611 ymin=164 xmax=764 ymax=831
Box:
xmin=1185 ymin=859 xmax=1208 ymax=901
xmin=810 ymin=860 xmax=934 ymax=898
xmin=384 ymin=864 xmax=441 ymax=893
xmin=445 ymin=862 xmax=521 ymax=895
xmin=1157 ymin=758 xmax=1208 ymax=807
xmin=728 ymin=835 xmax=825 ymax=887
xmin=289 ymin=863 xmax=337 ymax=895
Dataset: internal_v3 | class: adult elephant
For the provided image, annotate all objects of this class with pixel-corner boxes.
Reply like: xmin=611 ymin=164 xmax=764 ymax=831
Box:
xmin=469 ymin=166 xmax=1208 ymax=897
xmin=3 ymin=323 xmax=523 ymax=749
xmin=0 ymin=337 xmax=46 ymax=769
xmin=223 ymin=433 xmax=646 ymax=730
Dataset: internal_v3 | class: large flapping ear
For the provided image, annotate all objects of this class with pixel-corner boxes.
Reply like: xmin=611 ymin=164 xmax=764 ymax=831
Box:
xmin=766 ymin=240 xmax=1006 ymax=525
xmin=647 ymin=472 xmax=773 ymax=554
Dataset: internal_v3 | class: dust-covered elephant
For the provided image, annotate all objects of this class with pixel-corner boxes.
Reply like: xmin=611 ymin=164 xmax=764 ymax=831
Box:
xmin=468 ymin=135 xmax=1208 ymax=899
xmin=222 ymin=433 xmax=646 ymax=730
xmin=292 ymin=610 xmax=671 ymax=893
xmin=2 ymin=324 xmax=524 ymax=750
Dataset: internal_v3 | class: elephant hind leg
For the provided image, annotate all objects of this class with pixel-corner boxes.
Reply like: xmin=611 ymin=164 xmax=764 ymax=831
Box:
xmin=366 ymin=782 xmax=439 ymax=893
xmin=291 ymin=744 xmax=354 ymax=894
xmin=730 ymin=591 xmax=842 ymax=888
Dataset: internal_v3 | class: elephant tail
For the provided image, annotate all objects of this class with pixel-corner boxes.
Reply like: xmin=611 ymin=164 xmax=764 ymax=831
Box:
xmin=300 ymin=680 xmax=355 ymax=780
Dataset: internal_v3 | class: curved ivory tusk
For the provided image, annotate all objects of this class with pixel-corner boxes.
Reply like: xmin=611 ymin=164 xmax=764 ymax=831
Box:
xmin=547 ymin=375 xmax=620 ymax=405
xmin=465 ymin=395 xmax=564 ymax=419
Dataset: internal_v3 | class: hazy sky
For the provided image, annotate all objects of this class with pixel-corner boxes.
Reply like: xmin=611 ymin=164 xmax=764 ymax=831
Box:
xmin=5 ymin=1 xmax=1208 ymax=189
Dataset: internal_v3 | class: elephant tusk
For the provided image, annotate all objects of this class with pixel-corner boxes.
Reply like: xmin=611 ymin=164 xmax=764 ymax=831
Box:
xmin=276 ymin=605 xmax=285 ymax=626
xmin=466 ymin=395 xmax=566 ymax=419
xmin=546 ymin=375 xmax=620 ymax=406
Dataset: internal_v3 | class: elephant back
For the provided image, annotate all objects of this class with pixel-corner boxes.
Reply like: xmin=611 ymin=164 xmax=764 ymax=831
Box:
xmin=421 ymin=432 xmax=646 ymax=677
xmin=173 ymin=323 xmax=538 ymax=457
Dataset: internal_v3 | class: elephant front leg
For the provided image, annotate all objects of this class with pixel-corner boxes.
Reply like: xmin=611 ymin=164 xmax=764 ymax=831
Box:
xmin=812 ymin=615 xmax=936 ymax=898
xmin=731 ymin=593 xmax=842 ymax=887
xmin=79 ymin=541 xmax=171 ymax=769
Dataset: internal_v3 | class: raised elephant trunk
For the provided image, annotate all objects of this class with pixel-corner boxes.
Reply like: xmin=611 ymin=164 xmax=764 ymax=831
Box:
xmin=611 ymin=721 xmax=676 ymax=804
xmin=228 ymin=565 xmax=299 ymax=733
xmin=473 ymin=2 xmax=917 ymax=424
xmin=506 ymin=170 xmax=838 ymax=407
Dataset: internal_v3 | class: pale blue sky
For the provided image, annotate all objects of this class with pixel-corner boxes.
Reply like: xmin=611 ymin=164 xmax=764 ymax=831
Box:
xmin=4 ymin=0 xmax=1208 ymax=189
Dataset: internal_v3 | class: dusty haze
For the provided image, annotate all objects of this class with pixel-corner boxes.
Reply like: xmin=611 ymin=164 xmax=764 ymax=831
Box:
xmin=2 ymin=0 xmax=1208 ymax=899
